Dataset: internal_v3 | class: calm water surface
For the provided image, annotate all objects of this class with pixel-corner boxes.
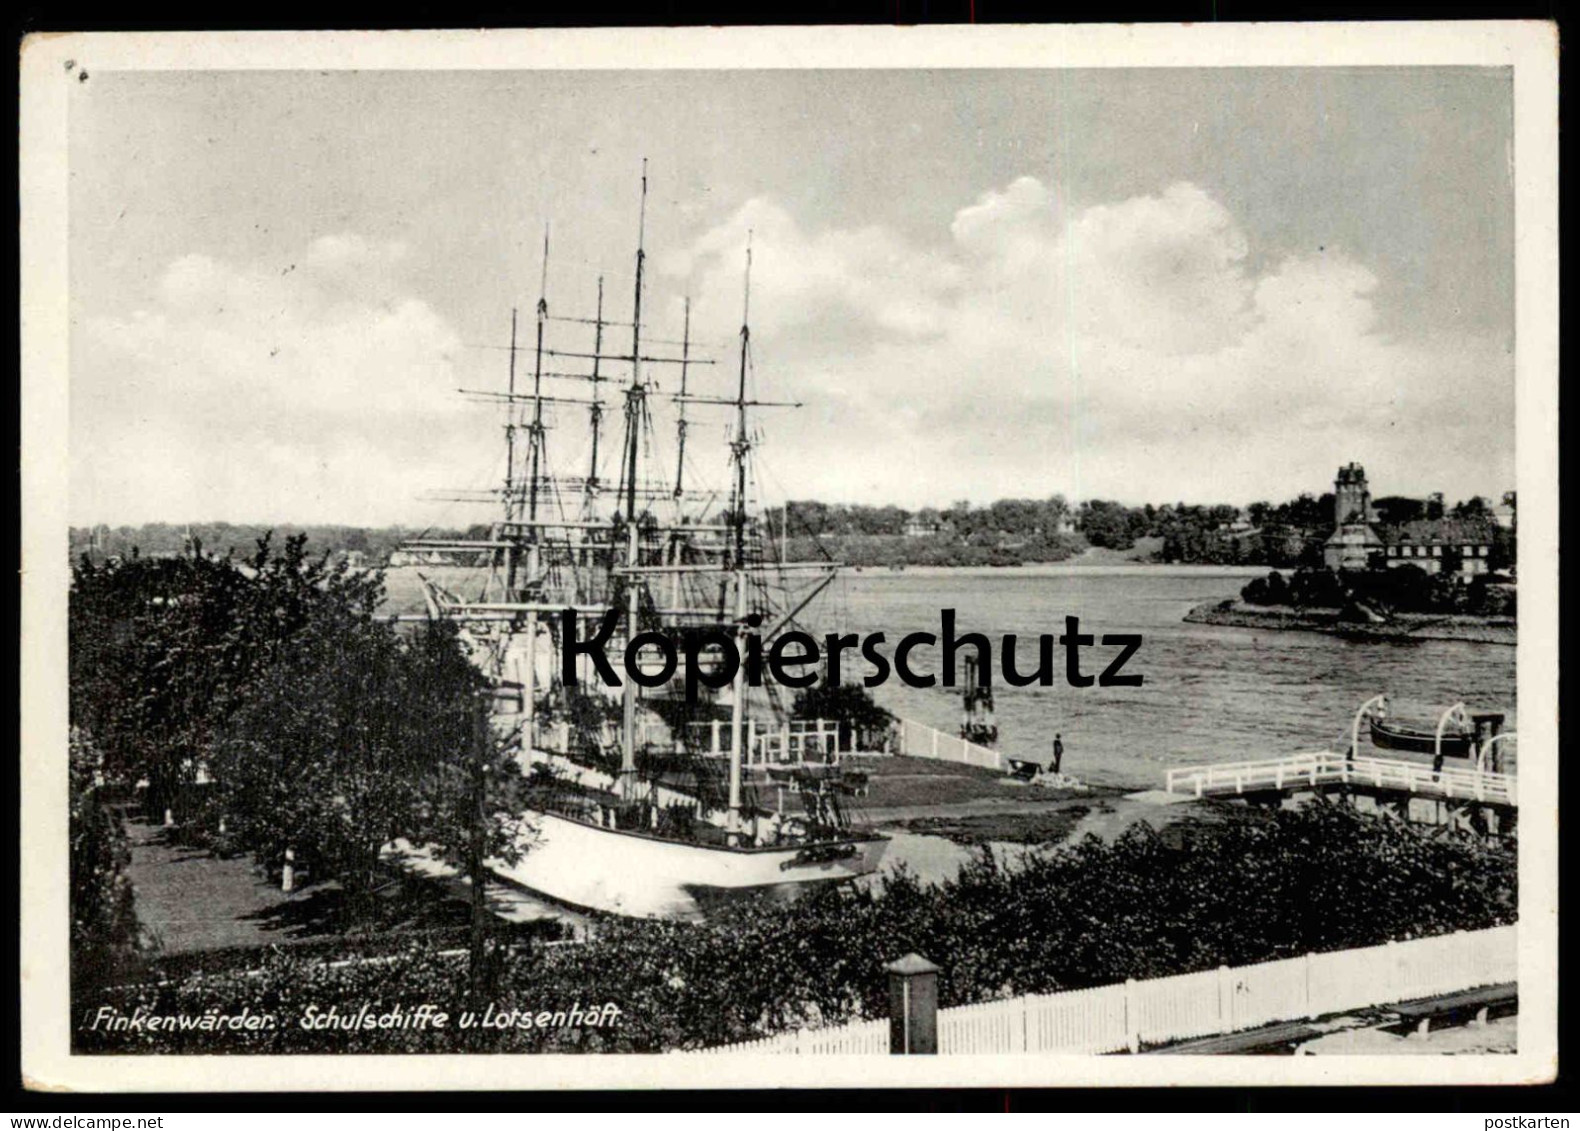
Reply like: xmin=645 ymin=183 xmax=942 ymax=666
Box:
xmin=818 ymin=566 xmax=1517 ymax=791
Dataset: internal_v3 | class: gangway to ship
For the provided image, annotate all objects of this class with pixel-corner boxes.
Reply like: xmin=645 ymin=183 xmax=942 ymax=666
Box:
xmin=1164 ymin=751 xmax=1517 ymax=838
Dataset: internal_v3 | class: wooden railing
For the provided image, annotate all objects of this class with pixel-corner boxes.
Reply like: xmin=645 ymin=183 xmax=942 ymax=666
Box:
xmin=1164 ymin=751 xmax=1517 ymax=807
xmin=532 ymin=717 xmax=851 ymax=767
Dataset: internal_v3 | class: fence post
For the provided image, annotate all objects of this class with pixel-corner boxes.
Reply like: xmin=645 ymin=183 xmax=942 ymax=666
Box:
xmin=1305 ymin=952 xmax=1318 ymax=1019
xmin=885 ymin=954 xmax=940 ymax=1055
xmin=281 ymin=846 xmax=295 ymax=894
xmin=1217 ymin=964 xmax=1234 ymax=1030
xmin=1123 ymin=978 xmax=1141 ymax=1053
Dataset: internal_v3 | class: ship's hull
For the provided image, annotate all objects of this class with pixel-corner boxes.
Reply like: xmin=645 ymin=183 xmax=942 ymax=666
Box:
xmin=488 ymin=809 xmax=889 ymax=920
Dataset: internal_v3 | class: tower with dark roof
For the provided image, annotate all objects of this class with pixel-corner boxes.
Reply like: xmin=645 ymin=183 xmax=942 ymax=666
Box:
xmin=1324 ymin=463 xmax=1383 ymax=571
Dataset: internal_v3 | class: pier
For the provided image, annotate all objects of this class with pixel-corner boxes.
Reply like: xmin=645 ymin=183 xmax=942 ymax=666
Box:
xmin=1165 ymin=751 xmax=1516 ymax=838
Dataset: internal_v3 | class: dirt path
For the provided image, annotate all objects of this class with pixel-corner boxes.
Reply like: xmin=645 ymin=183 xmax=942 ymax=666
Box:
xmin=121 ymin=814 xmax=304 ymax=954
xmin=1061 ymin=790 xmax=1201 ymax=843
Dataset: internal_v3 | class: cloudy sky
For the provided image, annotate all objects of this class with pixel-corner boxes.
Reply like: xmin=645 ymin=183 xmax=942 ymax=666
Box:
xmin=69 ymin=67 xmax=1514 ymax=526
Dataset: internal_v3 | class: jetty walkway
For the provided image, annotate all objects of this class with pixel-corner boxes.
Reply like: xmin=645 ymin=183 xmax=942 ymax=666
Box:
xmin=1165 ymin=751 xmax=1517 ymax=818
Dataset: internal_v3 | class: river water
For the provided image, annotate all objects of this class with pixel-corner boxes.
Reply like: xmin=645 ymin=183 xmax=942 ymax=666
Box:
xmin=818 ymin=565 xmax=1517 ymax=791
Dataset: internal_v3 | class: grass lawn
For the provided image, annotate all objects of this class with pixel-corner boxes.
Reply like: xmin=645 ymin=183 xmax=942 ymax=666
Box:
xmin=745 ymin=753 xmax=1030 ymax=811
xmin=747 ymin=754 xmax=1116 ymax=821
xmin=842 ymin=754 xmax=1089 ymax=809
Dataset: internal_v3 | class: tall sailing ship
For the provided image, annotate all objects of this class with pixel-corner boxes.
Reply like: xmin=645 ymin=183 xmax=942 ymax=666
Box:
xmin=398 ymin=166 xmax=888 ymax=919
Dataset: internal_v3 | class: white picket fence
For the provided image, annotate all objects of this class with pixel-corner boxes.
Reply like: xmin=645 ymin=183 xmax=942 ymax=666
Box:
xmin=680 ymin=924 xmax=1514 ymax=1055
xmin=894 ymin=717 xmax=1003 ymax=771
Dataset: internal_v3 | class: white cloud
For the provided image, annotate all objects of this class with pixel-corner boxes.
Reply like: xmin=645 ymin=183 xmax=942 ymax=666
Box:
xmin=660 ymin=178 xmax=1513 ymax=508
xmin=70 ymin=182 xmax=1515 ymax=525
xmin=72 ymin=236 xmax=494 ymax=524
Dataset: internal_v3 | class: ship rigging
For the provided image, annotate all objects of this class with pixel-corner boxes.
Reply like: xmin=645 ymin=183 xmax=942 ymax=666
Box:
xmin=395 ymin=165 xmax=886 ymax=917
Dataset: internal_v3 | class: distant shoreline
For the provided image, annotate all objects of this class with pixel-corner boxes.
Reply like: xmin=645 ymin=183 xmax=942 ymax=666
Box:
xmin=1184 ymin=599 xmax=1516 ymax=646
xmin=850 ymin=561 xmax=1271 ymax=580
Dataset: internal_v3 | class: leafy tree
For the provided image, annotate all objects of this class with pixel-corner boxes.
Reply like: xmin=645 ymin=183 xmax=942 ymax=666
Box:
xmin=1487 ymin=526 xmax=1517 ymax=574
xmin=70 ymin=532 xmax=526 ymax=925
xmin=791 ymin=683 xmax=895 ymax=750
xmin=69 ymin=534 xmax=387 ymax=815
xmin=1241 ymin=570 xmax=1293 ymax=607
xmin=1284 ymin=566 xmax=1347 ymax=609
xmin=207 ymin=616 xmax=521 ymax=920
xmin=70 ymin=729 xmax=142 ymax=989
xmin=1372 ymin=496 xmax=1426 ymax=525
xmin=1077 ymin=500 xmax=1137 ymax=550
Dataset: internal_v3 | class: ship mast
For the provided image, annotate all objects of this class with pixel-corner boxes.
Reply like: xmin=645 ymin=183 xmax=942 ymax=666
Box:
xmin=673 ymin=297 xmax=692 ymax=500
xmin=502 ymin=308 xmax=520 ymax=595
xmin=527 ymin=225 xmax=550 ymax=525
xmin=726 ymin=236 xmax=754 ymax=841
xmin=729 ymin=235 xmax=753 ymax=570
xmin=520 ymin=225 xmax=551 ymax=735
xmin=618 ymin=161 xmax=650 ymax=802
xmin=584 ymin=277 xmax=606 ymax=514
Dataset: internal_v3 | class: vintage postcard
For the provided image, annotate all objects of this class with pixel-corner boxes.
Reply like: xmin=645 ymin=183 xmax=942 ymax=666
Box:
xmin=19 ymin=23 xmax=1558 ymax=1092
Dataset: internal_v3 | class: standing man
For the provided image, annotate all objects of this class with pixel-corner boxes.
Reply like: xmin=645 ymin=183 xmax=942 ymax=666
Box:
xmin=1052 ymin=734 xmax=1064 ymax=775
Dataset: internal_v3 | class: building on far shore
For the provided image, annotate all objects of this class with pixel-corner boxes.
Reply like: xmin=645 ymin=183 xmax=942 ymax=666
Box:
xmin=1321 ymin=463 xmax=1496 ymax=576
xmin=1378 ymin=519 xmax=1495 ymax=575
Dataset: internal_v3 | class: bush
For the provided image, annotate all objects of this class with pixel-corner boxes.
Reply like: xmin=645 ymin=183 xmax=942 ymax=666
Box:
xmin=1240 ymin=570 xmax=1291 ymax=607
xmin=76 ymin=802 xmax=1515 ymax=1054
xmin=1288 ymin=567 xmax=1346 ymax=609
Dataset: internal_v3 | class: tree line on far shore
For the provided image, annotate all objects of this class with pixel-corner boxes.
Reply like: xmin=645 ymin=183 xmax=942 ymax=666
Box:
xmin=70 ymin=490 xmax=1513 ymax=572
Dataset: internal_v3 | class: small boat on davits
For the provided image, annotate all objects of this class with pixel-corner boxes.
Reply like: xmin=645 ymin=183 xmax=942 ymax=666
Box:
xmin=1368 ymin=716 xmax=1475 ymax=758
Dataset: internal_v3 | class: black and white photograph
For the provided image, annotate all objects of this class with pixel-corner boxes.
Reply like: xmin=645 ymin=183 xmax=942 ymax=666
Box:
xmin=18 ymin=24 xmax=1558 ymax=1092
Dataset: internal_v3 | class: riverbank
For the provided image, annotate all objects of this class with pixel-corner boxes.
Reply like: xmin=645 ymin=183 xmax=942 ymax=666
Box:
xmin=1185 ymin=599 xmax=1516 ymax=646
xmin=882 ymin=786 xmax=1196 ymax=849
xmin=854 ymin=559 xmax=1271 ymax=581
